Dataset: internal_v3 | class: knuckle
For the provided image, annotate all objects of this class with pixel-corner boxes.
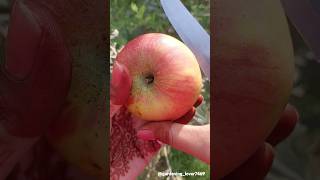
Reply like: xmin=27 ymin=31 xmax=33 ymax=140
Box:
xmin=157 ymin=123 xmax=173 ymax=145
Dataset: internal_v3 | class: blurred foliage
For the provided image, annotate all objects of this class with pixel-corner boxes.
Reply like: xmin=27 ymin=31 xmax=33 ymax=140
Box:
xmin=111 ymin=0 xmax=210 ymax=179
xmin=289 ymin=23 xmax=320 ymax=129
xmin=169 ymin=149 xmax=210 ymax=180
xmin=110 ymin=0 xmax=210 ymax=48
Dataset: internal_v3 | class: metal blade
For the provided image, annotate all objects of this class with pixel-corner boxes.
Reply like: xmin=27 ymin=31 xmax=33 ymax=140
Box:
xmin=160 ymin=0 xmax=210 ymax=80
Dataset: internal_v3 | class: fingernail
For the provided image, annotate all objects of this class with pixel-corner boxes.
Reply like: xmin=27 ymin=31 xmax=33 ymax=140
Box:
xmin=5 ymin=2 xmax=42 ymax=80
xmin=285 ymin=104 xmax=300 ymax=121
xmin=137 ymin=130 xmax=156 ymax=141
xmin=264 ymin=143 xmax=275 ymax=154
xmin=193 ymin=96 xmax=203 ymax=107
xmin=292 ymin=106 xmax=300 ymax=121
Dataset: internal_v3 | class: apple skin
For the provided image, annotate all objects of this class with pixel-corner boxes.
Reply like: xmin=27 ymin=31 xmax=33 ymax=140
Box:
xmin=47 ymin=100 xmax=107 ymax=178
xmin=116 ymin=33 xmax=202 ymax=121
xmin=212 ymin=0 xmax=295 ymax=178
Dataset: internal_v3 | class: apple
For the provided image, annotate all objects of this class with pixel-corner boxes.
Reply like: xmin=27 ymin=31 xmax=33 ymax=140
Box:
xmin=115 ymin=33 xmax=203 ymax=121
xmin=212 ymin=0 xmax=295 ymax=178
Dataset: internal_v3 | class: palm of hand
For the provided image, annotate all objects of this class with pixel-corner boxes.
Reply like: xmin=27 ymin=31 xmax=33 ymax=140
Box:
xmin=110 ymin=104 xmax=161 ymax=180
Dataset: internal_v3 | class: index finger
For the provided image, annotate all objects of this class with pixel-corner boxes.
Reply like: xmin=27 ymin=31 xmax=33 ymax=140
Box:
xmin=266 ymin=104 xmax=299 ymax=146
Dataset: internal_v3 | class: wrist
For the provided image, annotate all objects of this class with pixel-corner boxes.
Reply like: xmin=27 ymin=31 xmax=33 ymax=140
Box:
xmin=170 ymin=124 xmax=210 ymax=164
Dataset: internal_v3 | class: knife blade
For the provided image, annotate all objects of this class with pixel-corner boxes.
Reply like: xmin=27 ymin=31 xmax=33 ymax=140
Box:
xmin=281 ymin=0 xmax=320 ymax=61
xmin=160 ymin=0 xmax=210 ymax=80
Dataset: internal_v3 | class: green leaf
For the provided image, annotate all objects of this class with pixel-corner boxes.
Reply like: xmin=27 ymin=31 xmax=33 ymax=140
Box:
xmin=130 ymin=2 xmax=138 ymax=13
xmin=136 ymin=5 xmax=145 ymax=19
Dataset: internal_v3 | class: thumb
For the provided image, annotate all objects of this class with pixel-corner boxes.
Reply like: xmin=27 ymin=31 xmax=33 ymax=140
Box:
xmin=0 ymin=0 xmax=71 ymax=137
xmin=110 ymin=61 xmax=132 ymax=105
xmin=137 ymin=123 xmax=210 ymax=164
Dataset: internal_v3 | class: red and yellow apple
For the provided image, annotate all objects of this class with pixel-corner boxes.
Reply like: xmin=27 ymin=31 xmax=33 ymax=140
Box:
xmin=115 ymin=33 xmax=202 ymax=121
xmin=213 ymin=0 xmax=295 ymax=178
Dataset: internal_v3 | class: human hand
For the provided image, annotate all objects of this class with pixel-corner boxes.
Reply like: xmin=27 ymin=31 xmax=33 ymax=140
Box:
xmin=0 ymin=0 xmax=71 ymax=178
xmin=110 ymin=62 xmax=202 ymax=179
xmin=135 ymin=103 xmax=298 ymax=180
xmin=0 ymin=0 xmax=71 ymax=138
xmin=135 ymin=104 xmax=209 ymax=164
xmin=110 ymin=62 xmax=160 ymax=180
xmin=221 ymin=104 xmax=298 ymax=180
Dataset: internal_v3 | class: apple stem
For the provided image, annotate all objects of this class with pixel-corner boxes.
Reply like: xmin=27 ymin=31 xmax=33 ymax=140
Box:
xmin=145 ymin=74 xmax=154 ymax=84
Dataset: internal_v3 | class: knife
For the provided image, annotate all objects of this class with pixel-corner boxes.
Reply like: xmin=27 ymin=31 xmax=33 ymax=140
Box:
xmin=160 ymin=0 xmax=210 ymax=80
xmin=281 ymin=0 xmax=320 ymax=61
